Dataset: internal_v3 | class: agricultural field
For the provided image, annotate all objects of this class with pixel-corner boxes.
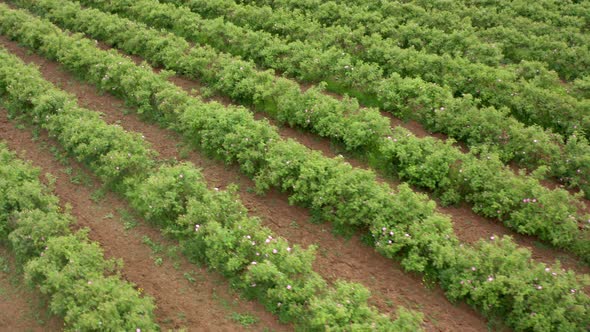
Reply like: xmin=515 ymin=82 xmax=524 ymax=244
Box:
xmin=0 ymin=0 xmax=589 ymax=331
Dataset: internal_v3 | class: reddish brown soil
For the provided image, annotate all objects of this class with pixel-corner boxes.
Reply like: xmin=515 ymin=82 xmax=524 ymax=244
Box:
xmin=441 ymin=204 xmax=590 ymax=275
xmin=0 ymin=247 xmax=63 ymax=331
xmin=0 ymin=37 xmax=492 ymax=331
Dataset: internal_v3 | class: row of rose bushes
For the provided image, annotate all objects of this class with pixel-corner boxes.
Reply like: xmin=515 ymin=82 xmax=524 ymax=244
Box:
xmin=204 ymin=0 xmax=590 ymax=135
xmin=163 ymin=0 xmax=589 ymax=122
xmin=417 ymin=2 xmax=590 ymax=83
xmin=0 ymin=43 xmax=422 ymax=331
xmin=461 ymin=0 xmax=590 ymax=29
xmin=2 ymin=5 xmax=588 ymax=330
xmin=249 ymin=0 xmax=590 ymax=38
xmin=0 ymin=143 xmax=158 ymax=331
xmin=71 ymin=0 xmax=590 ymax=198
xmin=154 ymin=0 xmax=590 ymax=136
xmin=18 ymin=0 xmax=590 ymax=260
xmin=244 ymin=0 xmax=590 ymax=80
xmin=166 ymin=0 xmax=506 ymax=67
xmin=158 ymin=0 xmax=590 ymax=189
xmin=144 ymin=0 xmax=590 ymax=105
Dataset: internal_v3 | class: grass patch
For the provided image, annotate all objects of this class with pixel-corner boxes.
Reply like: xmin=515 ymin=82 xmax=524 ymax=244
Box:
xmin=230 ymin=312 xmax=259 ymax=327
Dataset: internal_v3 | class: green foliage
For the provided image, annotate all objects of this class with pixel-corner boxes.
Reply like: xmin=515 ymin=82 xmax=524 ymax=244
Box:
xmin=307 ymin=281 xmax=423 ymax=331
xmin=128 ymin=163 xmax=208 ymax=228
xmin=230 ymin=312 xmax=259 ymax=327
xmin=240 ymin=0 xmax=590 ymax=81
xmin=91 ymin=0 xmax=590 ymax=195
xmin=573 ymin=76 xmax=590 ymax=99
xmin=380 ymin=127 xmax=460 ymax=193
xmin=0 ymin=26 xmax=415 ymax=329
xmin=439 ymin=237 xmax=590 ymax=331
xmin=2 ymin=4 xmax=589 ymax=330
xmin=0 ymin=145 xmax=59 ymax=239
xmin=44 ymin=108 xmax=155 ymax=187
xmin=7 ymin=209 xmax=70 ymax=265
xmin=26 ymin=234 xmax=157 ymax=331
xmin=18 ymin=0 xmax=590 ymax=262
xmin=0 ymin=143 xmax=158 ymax=330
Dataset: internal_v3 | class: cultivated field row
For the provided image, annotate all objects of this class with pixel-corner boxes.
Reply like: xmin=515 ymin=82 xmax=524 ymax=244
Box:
xmin=1 ymin=1 xmax=589 ymax=331
xmin=75 ymin=0 xmax=590 ymax=201
xmin=238 ymin=0 xmax=590 ymax=80
xmin=0 ymin=33 xmax=499 ymax=331
xmin=3 ymin=3 xmax=588 ymax=332
xmin=1 ymin=36 xmax=427 ymax=330
xmin=13 ymin=0 xmax=590 ymax=263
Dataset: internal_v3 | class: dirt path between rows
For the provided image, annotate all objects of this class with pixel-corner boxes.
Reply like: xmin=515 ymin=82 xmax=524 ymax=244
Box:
xmin=0 ymin=36 xmax=493 ymax=331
